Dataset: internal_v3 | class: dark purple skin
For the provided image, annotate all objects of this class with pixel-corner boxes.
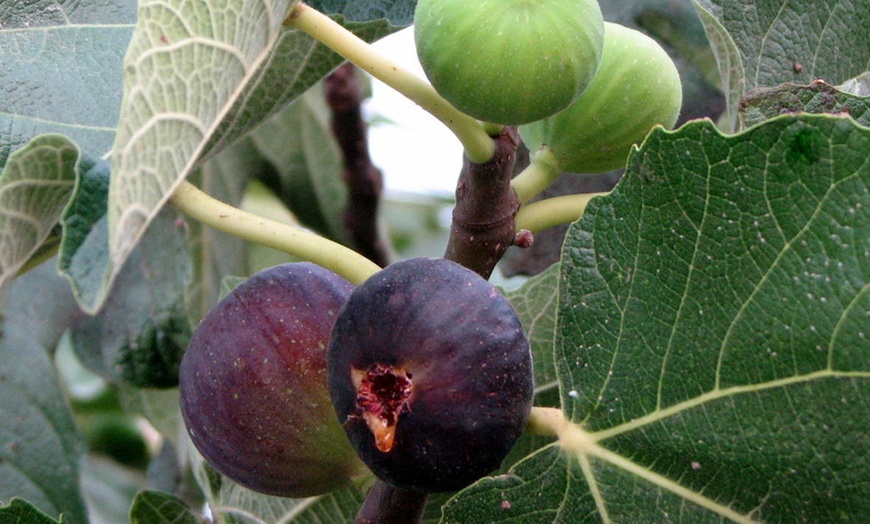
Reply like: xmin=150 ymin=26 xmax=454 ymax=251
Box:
xmin=328 ymin=257 xmax=533 ymax=493
xmin=179 ymin=263 xmax=365 ymax=497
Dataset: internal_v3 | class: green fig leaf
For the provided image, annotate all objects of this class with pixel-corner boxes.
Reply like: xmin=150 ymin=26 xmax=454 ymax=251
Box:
xmin=188 ymin=442 xmax=370 ymax=524
xmin=69 ymin=209 xmax=192 ymax=387
xmin=307 ymin=0 xmax=416 ymax=25
xmin=129 ymin=490 xmax=198 ymax=524
xmin=0 ymin=135 xmax=79 ymax=295
xmin=104 ymin=0 xmax=398 ymax=313
xmin=0 ymin=261 xmax=87 ymax=523
xmin=0 ymin=499 xmax=68 ymax=524
xmin=250 ymin=83 xmax=349 ymax=244
xmin=740 ymin=80 xmax=870 ymax=128
xmin=0 ymin=1 xmax=134 ymax=170
xmin=504 ymin=264 xmax=561 ymax=395
xmin=442 ymin=115 xmax=870 ymax=523
xmin=693 ymin=0 xmax=870 ymax=131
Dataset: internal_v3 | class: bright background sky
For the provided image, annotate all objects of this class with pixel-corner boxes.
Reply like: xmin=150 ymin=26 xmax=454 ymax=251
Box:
xmin=365 ymin=27 xmax=464 ymax=198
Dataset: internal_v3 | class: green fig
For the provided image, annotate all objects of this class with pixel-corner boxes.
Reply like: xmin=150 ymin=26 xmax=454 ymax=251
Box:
xmin=414 ymin=0 xmax=604 ymax=125
xmin=519 ymin=22 xmax=683 ymax=174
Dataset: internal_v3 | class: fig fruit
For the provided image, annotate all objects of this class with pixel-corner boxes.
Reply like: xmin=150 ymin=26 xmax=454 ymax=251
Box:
xmin=519 ymin=22 xmax=683 ymax=174
xmin=414 ymin=0 xmax=604 ymax=125
xmin=179 ymin=263 xmax=365 ymax=497
xmin=328 ymin=257 xmax=533 ymax=493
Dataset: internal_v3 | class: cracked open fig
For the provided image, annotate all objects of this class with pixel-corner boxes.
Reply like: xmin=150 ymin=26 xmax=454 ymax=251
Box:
xmin=519 ymin=22 xmax=683 ymax=173
xmin=179 ymin=263 xmax=365 ymax=497
xmin=328 ymin=257 xmax=533 ymax=493
xmin=414 ymin=0 xmax=605 ymax=125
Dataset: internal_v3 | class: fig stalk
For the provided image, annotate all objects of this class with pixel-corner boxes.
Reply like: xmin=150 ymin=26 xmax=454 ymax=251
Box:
xmin=510 ymin=146 xmax=561 ymax=204
xmin=355 ymin=480 xmax=427 ymax=524
xmin=169 ymin=181 xmax=381 ymax=285
xmin=514 ymin=193 xmax=607 ymax=234
xmin=286 ymin=2 xmax=495 ymax=163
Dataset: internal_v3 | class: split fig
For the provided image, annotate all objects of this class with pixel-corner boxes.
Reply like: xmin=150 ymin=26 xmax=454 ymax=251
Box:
xmin=179 ymin=263 xmax=365 ymax=497
xmin=328 ymin=257 xmax=533 ymax=493
xmin=414 ymin=0 xmax=605 ymax=125
xmin=519 ymin=22 xmax=683 ymax=173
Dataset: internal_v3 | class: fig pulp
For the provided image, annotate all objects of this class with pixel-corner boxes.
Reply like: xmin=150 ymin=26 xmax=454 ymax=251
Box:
xmin=328 ymin=257 xmax=533 ymax=493
xmin=179 ymin=263 xmax=365 ymax=497
xmin=414 ymin=0 xmax=604 ymax=125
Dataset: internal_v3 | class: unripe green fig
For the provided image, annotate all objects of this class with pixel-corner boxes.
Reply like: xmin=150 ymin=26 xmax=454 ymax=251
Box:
xmin=519 ymin=22 xmax=683 ymax=174
xmin=179 ymin=263 xmax=366 ymax=498
xmin=414 ymin=0 xmax=604 ymax=125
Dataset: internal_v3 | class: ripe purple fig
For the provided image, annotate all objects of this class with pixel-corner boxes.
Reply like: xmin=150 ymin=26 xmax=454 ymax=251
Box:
xmin=179 ymin=263 xmax=366 ymax=497
xmin=328 ymin=257 xmax=533 ymax=493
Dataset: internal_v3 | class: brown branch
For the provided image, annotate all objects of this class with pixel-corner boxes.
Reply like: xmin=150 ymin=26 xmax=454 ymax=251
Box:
xmin=325 ymin=62 xmax=391 ymax=268
xmin=355 ymin=479 xmax=427 ymax=524
xmin=444 ymin=126 xmax=521 ymax=279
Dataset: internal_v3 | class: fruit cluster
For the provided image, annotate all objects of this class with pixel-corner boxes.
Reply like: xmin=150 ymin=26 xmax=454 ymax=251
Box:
xmin=178 ymin=0 xmax=684 ymax=503
xmin=415 ymin=1 xmax=683 ymax=174
xmin=179 ymin=259 xmax=533 ymax=497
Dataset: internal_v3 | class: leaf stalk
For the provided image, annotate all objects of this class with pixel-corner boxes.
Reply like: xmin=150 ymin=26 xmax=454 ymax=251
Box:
xmin=169 ymin=181 xmax=381 ymax=285
xmin=286 ymin=2 xmax=496 ymax=163
xmin=514 ymin=193 xmax=607 ymax=233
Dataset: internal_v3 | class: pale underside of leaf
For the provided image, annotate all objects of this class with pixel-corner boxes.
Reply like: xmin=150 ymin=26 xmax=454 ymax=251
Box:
xmin=0 ymin=135 xmax=78 ymax=295
xmin=107 ymin=0 xmax=296 ymax=302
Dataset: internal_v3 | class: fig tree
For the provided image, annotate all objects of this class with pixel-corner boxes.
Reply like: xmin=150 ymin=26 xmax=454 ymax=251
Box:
xmin=328 ymin=257 xmax=533 ymax=493
xmin=179 ymin=263 xmax=366 ymax=497
xmin=519 ymin=22 xmax=683 ymax=173
xmin=414 ymin=0 xmax=605 ymax=125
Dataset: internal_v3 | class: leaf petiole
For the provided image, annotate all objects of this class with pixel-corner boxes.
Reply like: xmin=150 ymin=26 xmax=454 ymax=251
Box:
xmin=169 ymin=181 xmax=382 ymax=285
xmin=510 ymin=146 xmax=561 ymax=204
xmin=286 ymin=2 xmax=496 ymax=163
xmin=514 ymin=193 xmax=607 ymax=233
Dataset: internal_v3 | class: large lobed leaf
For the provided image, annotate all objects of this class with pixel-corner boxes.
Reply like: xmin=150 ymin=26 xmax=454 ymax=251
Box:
xmin=188 ymin=443 xmax=368 ymax=524
xmin=693 ymin=0 xmax=870 ymax=131
xmin=0 ymin=135 xmax=79 ymax=295
xmin=442 ymin=114 xmax=870 ymax=522
xmin=0 ymin=0 xmax=135 ymax=170
xmin=307 ymin=0 xmax=416 ymax=25
xmin=504 ymin=263 xmax=561 ymax=394
xmin=105 ymin=0 xmax=400 ymax=313
xmin=740 ymin=80 xmax=870 ymax=128
xmin=0 ymin=262 xmax=87 ymax=523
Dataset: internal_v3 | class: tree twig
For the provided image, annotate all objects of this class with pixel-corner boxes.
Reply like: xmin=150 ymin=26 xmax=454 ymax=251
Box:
xmin=325 ymin=62 xmax=390 ymax=267
xmin=444 ymin=126 xmax=521 ymax=279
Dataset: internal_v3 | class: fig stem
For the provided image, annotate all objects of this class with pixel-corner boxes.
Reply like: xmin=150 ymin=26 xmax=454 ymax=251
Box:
xmin=355 ymin=479 xmax=427 ymax=524
xmin=169 ymin=181 xmax=381 ymax=285
xmin=510 ymin=146 xmax=561 ymax=204
xmin=286 ymin=2 xmax=496 ymax=164
xmin=514 ymin=193 xmax=608 ymax=233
